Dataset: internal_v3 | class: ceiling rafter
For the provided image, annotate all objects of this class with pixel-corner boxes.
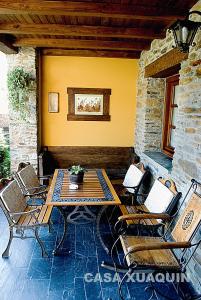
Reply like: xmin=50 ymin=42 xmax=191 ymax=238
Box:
xmin=0 ymin=0 xmax=197 ymax=58
xmin=0 ymin=1 xmax=188 ymax=21
xmin=41 ymin=48 xmax=141 ymax=58
xmin=14 ymin=37 xmax=151 ymax=51
xmin=0 ymin=23 xmax=165 ymax=40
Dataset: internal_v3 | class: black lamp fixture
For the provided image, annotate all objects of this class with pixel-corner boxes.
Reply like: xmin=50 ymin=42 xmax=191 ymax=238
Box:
xmin=169 ymin=10 xmax=201 ymax=53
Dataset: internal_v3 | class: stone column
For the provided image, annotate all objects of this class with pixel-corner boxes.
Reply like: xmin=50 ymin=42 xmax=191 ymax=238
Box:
xmin=135 ymin=66 xmax=165 ymax=154
xmin=6 ymin=47 xmax=39 ymax=172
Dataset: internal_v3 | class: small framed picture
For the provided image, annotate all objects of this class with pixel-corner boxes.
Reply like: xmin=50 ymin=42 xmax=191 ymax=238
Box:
xmin=48 ymin=92 xmax=59 ymax=113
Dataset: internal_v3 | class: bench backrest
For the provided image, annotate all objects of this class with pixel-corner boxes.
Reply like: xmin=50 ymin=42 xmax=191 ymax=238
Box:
xmin=172 ymin=191 xmax=201 ymax=243
xmin=123 ymin=163 xmax=146 ymax=194
xmin=145 ymin=178 xmax=179 ymax=214
xmin=17 ymin=164 xmax=40 ymax=192
xmin=0 ymin=179 xmax=27 ymax=223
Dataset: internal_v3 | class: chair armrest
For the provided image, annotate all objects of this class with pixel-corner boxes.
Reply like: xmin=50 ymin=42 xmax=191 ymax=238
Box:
xmin=127 ymin=241 xmax=191 ymax=254
xmin=111 ymin=179 xmax=123 ymax=185
xmin=123 ymin=185 xmax=137 ymax=190
xmin=118 ymin=213 xmax=172 ymax=222
xmin=26 ymin=186 xmax=47 ymax=197
xmin=27 ymin=185 xmax=47 ymax=192
xmin=38 ymin=175 xmax=52 ymax=179
xmin=26 ymin=190 xmax=48 ymax=197
xmin=10 ymin=207 xmax=40 ymax=217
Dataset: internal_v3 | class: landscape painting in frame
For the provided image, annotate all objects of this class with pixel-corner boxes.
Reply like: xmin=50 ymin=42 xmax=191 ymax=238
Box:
xmin=75 ymin=94 xmax=103 ymax=115
xmin=67 ymin=87 xmax=111 ymax=121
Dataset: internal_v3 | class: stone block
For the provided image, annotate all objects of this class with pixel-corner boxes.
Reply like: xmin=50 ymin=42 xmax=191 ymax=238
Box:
xmin=185 ymin=128 xmax=196 ymax=134
xmin=178 ymin=159 xmax=198 ymax=178
xmin=196 ymin=67 xmax=201 ymax=77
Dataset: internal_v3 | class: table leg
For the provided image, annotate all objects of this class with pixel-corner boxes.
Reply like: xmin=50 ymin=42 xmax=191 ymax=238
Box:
xmin=67 ymin=206 xmax=96 ymax=224
xmin=96 ymin=205 xmax=109 ymax=254
xmin=53 ymin=206 xmax=68 ymax=255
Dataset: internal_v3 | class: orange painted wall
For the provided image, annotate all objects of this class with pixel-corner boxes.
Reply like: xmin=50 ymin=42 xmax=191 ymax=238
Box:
xmin=41 ymin=56 xmax=138 ymax=146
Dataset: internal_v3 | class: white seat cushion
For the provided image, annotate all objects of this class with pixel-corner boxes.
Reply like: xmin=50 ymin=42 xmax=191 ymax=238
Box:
xmin=123 ymin=164 xmax=144 ymax=193
xmin=145 ymin=179 xmax=174 ymax=213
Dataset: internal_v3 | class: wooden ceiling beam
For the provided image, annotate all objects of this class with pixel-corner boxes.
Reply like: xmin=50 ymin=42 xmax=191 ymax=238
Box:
xmin=0 ymin=23 xmax=165 ymax=40
xmin=0 ymin=34 xmax=18 ymax=54
xmin=145 ymin=48 xmax=188 ymax=78
xmin=41 ymin=48 xmax=140 ymax=59
xmin=14 ymin=38 xmax=150 ymax=51
xmin=0 ymin=1 xmax=188 ymax=21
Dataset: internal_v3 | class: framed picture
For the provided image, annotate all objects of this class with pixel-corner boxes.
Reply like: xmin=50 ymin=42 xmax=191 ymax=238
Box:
xmin=67 ymin=87 xmax=111 ymax=121
xmin=48 ymin=92 xmax=59 ymax=113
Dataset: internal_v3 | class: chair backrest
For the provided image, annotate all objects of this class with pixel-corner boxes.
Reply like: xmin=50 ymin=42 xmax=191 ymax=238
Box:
xmin=0 ymin=179 xmax=27 ymax=223
xmin=123 ymin=163 xmax=146 ymax=194
xmin=172 ymin=190 xmax=201 ymax=243
xmin=16 ymin=164 xmax=40 ymax=193
xmin=145 ymin=178 xmax=179 ymax=214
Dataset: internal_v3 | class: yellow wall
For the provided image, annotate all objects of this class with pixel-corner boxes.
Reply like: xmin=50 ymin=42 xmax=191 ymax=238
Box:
xmin=41 ymin=56 xmax=138 ymax=146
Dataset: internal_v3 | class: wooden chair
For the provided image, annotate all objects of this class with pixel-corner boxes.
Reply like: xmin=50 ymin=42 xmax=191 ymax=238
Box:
xmin=112 ymin=162 xmax=148 ymax=205
xmin=0 ymin=179 xmax=52 ymax=258
xmin=116 ymin=177 xmax=182 ymax=235
xmin=102 ymin=179 xmax=201 ymax=300
xmin=13 ymin=163 xmax=51 ymax=204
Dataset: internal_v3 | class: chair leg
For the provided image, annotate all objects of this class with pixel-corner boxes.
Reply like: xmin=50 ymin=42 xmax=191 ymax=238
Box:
xmin=101 ymin=261 xmax=129 ymax=273
xmin=2 ymin=227 xmax=13 ymax=258
xmin=48 ymin=219 xmax=53 ymax=233
xmin=34 ymin=227 xmax=49 ymax=258
xmin=108 ymin=206 xmax=118 ymax=222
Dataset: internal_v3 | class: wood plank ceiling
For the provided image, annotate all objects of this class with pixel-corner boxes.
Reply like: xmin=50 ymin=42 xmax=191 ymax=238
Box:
xmin=0 ymin=0 xmax=198 ymax=58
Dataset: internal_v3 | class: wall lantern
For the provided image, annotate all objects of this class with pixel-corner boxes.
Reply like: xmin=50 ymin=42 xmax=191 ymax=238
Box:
xmin=169 ymin=10 xmax=201 ymax=53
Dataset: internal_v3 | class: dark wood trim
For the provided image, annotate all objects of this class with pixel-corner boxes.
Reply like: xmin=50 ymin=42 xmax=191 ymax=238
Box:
xmin=41 ymin=49 xmax=140 ymax=59
xmin=14 ymin=38 xmax=150 ymax=51
xmin=67 ymin=87 xmax=111 ymax=122
xmin=162 ymin=74 xmax=179 ymax=158
xmin=67 ymin=114 xmax=110 ymax=121
xmin=0 ymin=1 xmax=189 ymax=21
xmin=0 ymin=34 xmax=18 ymax=54
xmin=0 ymin=23 xmax=164 ymax=40
xmin=145 ymin=48 xmax=187 ymax=78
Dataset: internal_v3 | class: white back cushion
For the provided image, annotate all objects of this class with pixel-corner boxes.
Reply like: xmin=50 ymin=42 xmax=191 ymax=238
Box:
xmin=18 ymin=165 xmax=39 ymax=189
xmin=123 ymin=164 xmax=144 ymax=193
xmin=145 ymin=179 xmax=174 ymax=213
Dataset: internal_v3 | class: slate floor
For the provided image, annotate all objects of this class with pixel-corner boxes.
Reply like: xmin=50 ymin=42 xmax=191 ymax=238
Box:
xmin=0 ymin=206 xmax=199 ymax=300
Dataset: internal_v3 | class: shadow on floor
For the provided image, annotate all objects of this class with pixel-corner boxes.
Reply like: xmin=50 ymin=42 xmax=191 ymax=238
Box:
xmin=0 ymin=207 xmax=199 ymax=300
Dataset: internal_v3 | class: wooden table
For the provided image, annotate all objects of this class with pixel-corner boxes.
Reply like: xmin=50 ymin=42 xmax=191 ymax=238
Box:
xmin=46 ymin=169 xmax=121 ymax=254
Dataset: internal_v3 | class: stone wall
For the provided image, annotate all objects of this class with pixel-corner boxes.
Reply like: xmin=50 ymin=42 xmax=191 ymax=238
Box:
xmin=135 ymin=32 xmax=175 ymax=154
xmin=136 ymin=77 xmax=165 ymax=153
xmin=6 ymin=47 xmax=39 ymax=171
xmin=135 ymin=0 xmax=201 ymax=293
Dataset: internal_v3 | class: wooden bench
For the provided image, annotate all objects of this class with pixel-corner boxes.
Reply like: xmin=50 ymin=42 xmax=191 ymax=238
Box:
xmin=38 ymin=146 xmax=136 ymax=180
xmin=0 ymin=179 xmax=52 ymax=258
xmin=17 ymin=203 xmax=52 ymax=228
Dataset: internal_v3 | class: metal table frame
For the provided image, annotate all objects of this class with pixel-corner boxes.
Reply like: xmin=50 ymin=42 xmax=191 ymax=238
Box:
xmin=46 ymin=169 xmax=120 ymax=255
